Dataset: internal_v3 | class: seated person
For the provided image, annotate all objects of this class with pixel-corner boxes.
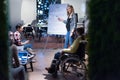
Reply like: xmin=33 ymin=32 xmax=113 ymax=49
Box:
xmin=9 ymin=38 xmax=26 ymax=80
xmin=8 ymin=26 xmax=14 ymax=43
xmin=45 ymin=26 xmax=85 ymax=73
xmin=14 ymin=23 xmax=32 ymax=49
xmin=14 ymin=23 xmax=35 ymax=57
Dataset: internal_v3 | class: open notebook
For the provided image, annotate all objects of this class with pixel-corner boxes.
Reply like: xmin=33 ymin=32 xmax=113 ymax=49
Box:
xmin=18 ymin=51 xmax=28 ymax=65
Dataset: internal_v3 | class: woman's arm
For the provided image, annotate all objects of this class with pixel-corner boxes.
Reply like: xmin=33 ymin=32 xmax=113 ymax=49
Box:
xmin=70 ymin=13 xmax=77 ymax=36
xmin=21 ymin=40 xmax=29 ymax=45
xmin=58 ymin=17 xmax=67 ymax=24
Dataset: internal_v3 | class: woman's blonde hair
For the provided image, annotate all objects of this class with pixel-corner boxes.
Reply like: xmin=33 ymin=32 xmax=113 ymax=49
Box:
xmin=67 ymin=4 xmax=74 ymax=16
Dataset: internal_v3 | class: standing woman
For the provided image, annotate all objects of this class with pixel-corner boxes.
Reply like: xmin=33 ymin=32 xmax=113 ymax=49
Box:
xmin=58 ymin=4 xmax=77 ymax=48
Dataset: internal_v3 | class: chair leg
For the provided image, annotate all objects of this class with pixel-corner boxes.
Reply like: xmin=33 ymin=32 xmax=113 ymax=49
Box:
xmin=23 ymin=65 xmax=27 ymax=71
xmin=30 ymin=61 xmax=33 ymax=71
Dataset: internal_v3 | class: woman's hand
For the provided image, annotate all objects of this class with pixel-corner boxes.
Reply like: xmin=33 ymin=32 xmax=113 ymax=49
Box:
xmin=58 ymin=18 xmax=64 ymax=22
xmin=70 ymin=32 xmax=74 ymax=37
xmin=61 ymin=50 xmax=65 ymax=55
xmin=25 ymin=40 xmax=30 ymax=44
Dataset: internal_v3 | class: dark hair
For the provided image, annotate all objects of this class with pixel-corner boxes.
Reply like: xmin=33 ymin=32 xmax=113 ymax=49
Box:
xmin=76 ymin=27 xmax=84 ymax=35
xmin=15 ymin=23 xmax=22 ymax=30
xmin=28 ymin=24 xmax=31 ymax=26
xmin=76 ymin=27 xmax=85 ymax=40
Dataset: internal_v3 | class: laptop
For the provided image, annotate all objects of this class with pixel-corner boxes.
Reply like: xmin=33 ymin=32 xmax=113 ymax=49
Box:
xmin=18 ymin=51 xmax=28 ymax=65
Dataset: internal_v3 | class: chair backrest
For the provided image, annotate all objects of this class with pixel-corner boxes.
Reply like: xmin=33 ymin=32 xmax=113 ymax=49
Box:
xmin=75 ymin=40 xmax=87 ymax=59
xmin=24 ymin=27 xmax=33 ymax=32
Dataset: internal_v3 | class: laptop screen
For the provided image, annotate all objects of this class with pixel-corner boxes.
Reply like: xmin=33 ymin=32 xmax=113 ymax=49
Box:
xmin=18 ymin=51 xmax=28 ymax=65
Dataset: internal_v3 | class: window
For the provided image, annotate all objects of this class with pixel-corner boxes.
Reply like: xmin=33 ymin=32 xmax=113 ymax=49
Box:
xmin=36 ymin=0 xmax=61 ymax=23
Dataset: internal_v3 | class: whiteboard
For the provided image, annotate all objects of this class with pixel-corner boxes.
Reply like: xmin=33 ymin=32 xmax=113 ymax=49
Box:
xmin=47 ymin=4 xmax=68 ymax=35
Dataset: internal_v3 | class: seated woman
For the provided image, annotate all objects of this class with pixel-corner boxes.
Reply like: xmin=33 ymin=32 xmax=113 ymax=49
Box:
xmin=45 ymin=26 xmax=85 ymax=73
xmin=9 ymin=38 xmax=26 ymax=80
xmin=14 ymin=24 xmax=32 ymax=50
xmin=14 ymin=23 xmax=35 ymax=57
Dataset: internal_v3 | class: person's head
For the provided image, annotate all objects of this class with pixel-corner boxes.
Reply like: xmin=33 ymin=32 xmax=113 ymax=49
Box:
xmin=67 ymin=4 xmax=74 ymax=16
xmin=76 ymin=25 xmax=84 ymax=36
xmin=8 ymin=31 xmax=14 ymax=46
xmin=15 ymin=23 xmax=23 ymax=32
xmin=28 ymin=24 xmax=31 ymax=26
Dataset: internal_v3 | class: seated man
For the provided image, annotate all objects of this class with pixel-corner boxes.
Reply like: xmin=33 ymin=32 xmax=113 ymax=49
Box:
xmin=45 ymin=26 xmax=85 ymax=73
xmin=14 ymin=23 xmax=35 ymax=57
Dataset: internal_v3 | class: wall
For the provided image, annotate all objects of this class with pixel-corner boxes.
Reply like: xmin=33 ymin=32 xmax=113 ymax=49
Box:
xmin=21 ymin=0 xmax=36 ymax=24
xmin=61 ymin=0 xmax=86 ymax=21
xmin=9 ymin=0 xmax=22 ymax=30
xmin=9 ymin=0 xmax=36 ymax=30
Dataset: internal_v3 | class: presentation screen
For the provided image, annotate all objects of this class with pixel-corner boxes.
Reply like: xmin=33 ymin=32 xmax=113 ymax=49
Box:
xmin=47 ymin=4 xmax=68 ymax=35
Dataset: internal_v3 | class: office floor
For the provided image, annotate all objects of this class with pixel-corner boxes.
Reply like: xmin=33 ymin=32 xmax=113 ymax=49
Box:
xmin=26 ymin=36 xmax=88 ymax=80
xmin=27 ymin=36 xmax=66 ymax=80
xmin=27 ymin=49 xmax=66 ymax=80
